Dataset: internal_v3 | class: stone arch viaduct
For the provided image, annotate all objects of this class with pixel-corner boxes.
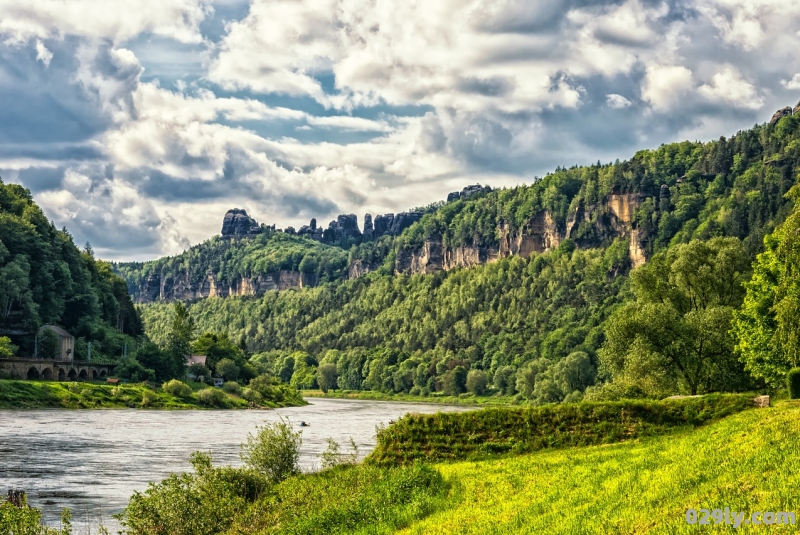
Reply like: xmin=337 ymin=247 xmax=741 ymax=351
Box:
xmin=0 ymin=358 xmax=115 ymax=381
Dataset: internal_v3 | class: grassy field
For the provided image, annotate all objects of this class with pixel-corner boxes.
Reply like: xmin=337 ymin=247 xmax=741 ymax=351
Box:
xmin=0 ymin=379 xmax=253 ymax=409
xmin=395 ymin=401 xmax=800 ymax=534
xmin=302 ymin=389 xmax=517 ymax=406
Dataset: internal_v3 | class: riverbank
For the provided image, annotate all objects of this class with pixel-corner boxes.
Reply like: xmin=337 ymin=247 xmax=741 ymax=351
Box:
xmin=0 ymin=379 xmax=300 ymax=409
xmin=302 ymin=389 xmax=516 ymax=405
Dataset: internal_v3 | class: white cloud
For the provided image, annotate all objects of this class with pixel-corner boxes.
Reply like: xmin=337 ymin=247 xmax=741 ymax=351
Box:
xmin=698 ymin=66 xmax=764 ymax=110
xmin=0 ymin=0 xmax=212 ymax=44
xmin=606 ymin=94 xmax=633 ymax=109
xmin=782 ymin=74 xmax=800 ymax=90
xmin=641 ymin=64 xmax=693 ymax=111
xmin=34 ymin=39 xmax=52 ymax=66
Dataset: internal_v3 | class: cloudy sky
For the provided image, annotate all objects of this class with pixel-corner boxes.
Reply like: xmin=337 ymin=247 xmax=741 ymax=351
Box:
xmin=1 ymin=0 xmax=799 ymax=261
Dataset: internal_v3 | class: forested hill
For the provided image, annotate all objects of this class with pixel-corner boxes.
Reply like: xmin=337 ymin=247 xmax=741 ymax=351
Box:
xmin=137 ymin=105 xmax=800 ymax=402
xmin=0 ymin=180 xmax=142 ymax=359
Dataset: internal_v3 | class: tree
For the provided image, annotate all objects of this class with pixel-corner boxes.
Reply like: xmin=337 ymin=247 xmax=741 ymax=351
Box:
xmin=116 ymin=357 xmax=156 ymax=383
xmin=240 ymin=418 xmax=302 ymax=484
xmin=515 ymin=358 xmax=552 ymax=399
xmin=465 ymin=369 xmax=488 ymax=395
xmin=167 ymin=302 xmax=195 ymax=379
xmin=0 ymin=336 xmax=17 ymax=357
xmin=446 ymin=366 xmax=468 ymax=395
xmin=38 ymin=329 xmax=59 ymax=359
xmin=735 ymin=186 xmax=800 ymax=387
xmin=600 ymin=237 xmax=751 ymax=395
xmin=317 ymin=363 xmax=338 ymax=393
xmin=135 ymin=341 xmax=175 ymax=382
xmin=216 ymin=358 xmax=240 ymax=381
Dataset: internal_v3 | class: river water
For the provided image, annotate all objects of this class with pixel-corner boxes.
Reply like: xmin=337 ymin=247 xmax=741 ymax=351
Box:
xmin=0 ymin=398 xmax=475 ymax=533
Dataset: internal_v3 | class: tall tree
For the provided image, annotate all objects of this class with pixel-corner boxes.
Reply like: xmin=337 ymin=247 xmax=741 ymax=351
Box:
xmin=599 ymin=237 xmax=751 ymax=395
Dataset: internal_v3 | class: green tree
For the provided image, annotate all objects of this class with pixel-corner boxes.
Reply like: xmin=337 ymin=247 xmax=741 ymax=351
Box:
xmin=216 ymin=358 xmax=240 ymax=381
xmin=465 ymin=369 xmax=488 ymax=395
xmin=600 ymin=237 xmax=751 ymax=395
xmin=734 ymin=186 xmax=800 ymax=387
xmin=317 ymin=363 xmax=338 ymax=393
xmin=0 ymin=336 xmax=17 ymax=357
xmin=240 ymin=418 xmax=302 ymax=484
xmin=166 ymin=302 xmax=194 ymax=379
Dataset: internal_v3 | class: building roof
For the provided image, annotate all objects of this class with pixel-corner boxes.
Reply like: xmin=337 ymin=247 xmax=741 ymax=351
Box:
xmin=186 ymin=355 xmax=207 ymax=366
xmin=39 ymin=325 xmax=74 ymax=339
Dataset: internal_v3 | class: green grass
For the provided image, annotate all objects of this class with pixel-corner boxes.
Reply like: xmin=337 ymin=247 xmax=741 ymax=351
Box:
xmin=396 ymin=400 xmax=800 ymax=534
xmin=0 ymin=379 xmax=256 ymax=409
xmin=368 ymin=394 xmax=755 ymax=464
xmin=302 ymin=390 xmax=517 ymax=406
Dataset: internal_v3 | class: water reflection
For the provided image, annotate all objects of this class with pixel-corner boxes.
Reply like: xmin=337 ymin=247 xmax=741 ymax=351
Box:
xmin=0 ymin=398 xmax=475 ymax=533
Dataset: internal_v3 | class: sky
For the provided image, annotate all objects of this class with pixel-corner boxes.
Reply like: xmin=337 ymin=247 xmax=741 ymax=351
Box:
xmin=0 ymin=0 xmax=799 ymax=261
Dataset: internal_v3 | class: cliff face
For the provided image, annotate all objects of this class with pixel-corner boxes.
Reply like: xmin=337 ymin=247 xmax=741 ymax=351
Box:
xmin=132 ymin=270 xmax=316 ymax=303
xmin=394 ymin=192 xmax=647 ymax=275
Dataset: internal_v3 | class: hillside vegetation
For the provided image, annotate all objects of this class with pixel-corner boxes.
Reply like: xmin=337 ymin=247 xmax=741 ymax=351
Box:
xmin=135 ymin=113 xmax=800 ymax=403
xmin=0 ymin=179 xmax=142 ymax=359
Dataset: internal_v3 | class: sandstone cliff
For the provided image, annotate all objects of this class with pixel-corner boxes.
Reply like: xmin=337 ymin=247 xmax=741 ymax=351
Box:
xmin=132 ymin=270 xmax=316 ymax=303
xmin=394 ymin=191 xmax=648 ymax=275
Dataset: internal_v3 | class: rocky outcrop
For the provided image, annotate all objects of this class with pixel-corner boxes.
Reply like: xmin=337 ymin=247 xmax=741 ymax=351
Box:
xmin=221 ymin=209 xmax=261 ymax=238
xmin=770 ymin=107 xmax=793 ymax=125
xmin=396 ymin=192 xmax=647 ymax=275
xmin=131 ymin=270 xmax=316 ymax=303
xmin=794 ymin=100 xmax=800 ymax=117
xmin=447 ymin=184 xmax=492 ymax=203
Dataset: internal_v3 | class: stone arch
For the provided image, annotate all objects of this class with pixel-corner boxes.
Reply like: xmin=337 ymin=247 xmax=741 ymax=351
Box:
xmin=27 ymin=367 xmax=40 ymax=380
xmin=67 ymin=369 xmax=77 ymax=381
xmin=41 ymin=368 xmax=53 ymax=380
xmin=92 ymin=369 xmax=98 ymax=380
xmin=58 ymin=368 xmax=66 ymax=381
xmin=99 ymin=369 xmax=107 ymax=378
xmin=78 ymin=369 xmax=88 ymax=380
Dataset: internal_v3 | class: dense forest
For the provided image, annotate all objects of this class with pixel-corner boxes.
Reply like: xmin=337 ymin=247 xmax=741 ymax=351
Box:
xmin=132 ymin=112 xmax=800 ymax=402
xmin=0 ymin=180 xmax=142 ymax=361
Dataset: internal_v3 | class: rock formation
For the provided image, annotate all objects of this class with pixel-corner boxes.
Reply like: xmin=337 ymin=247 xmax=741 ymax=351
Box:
xmin=362 ymin=214 xmax=374 ymax=240
xmin=221 ymin=209 xmax=261 ymax=238
xmin=447 ymin=184 xmax=492 ymax=203
xmin=770 ymin=107 xmax=793 ymax=125
xmin=795 ymin=100 xmax=800 ymax=116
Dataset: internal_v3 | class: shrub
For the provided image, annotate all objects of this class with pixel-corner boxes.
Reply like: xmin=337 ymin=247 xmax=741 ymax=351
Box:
xmin=216 ymin=358 xmax=240 ymax=381
xmin=788 ymin=368 xmax=800 ymax=399
xmin=141 ymin=389 xmax=156 ymax=407
xmin=163 ymin=379 xmax=193 ymax=399
xmin=320 ymin=437 xmax=359 ymax=469
xmin=242 ymin=388 xmax=263 ymax=404
xmin=223 ymin=381 xmax=242 ymax=395
xmin=240 ymin=418 xmax=302 ymax=484
xmin=197 ymin=387 xmax=226 ymax=407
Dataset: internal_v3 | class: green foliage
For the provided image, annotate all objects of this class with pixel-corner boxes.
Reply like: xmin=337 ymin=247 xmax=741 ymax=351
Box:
xmin=316 ymin=362 xmax=337 ymax=393
xmin=0 ymin=499 xmax=70 ymax=534
xmin=320 ymin=437 xmax=359 ymax=470
xmin=466 ymin=369 xmax=488 ymax=395
xmin=115 ymin=231 xmax=349 ymax=298
xmin=216 ymin=358 xmax=240 ymax=381
xmin=162 ymin=379 xmax=193 ymax=399
xmin=240 ymin=418 xmax=302 ymax=484
xmin=115 ymin=357 xmax=156 ymax=383
xmin=247 ymin=373 xmax=305 ymax=407
xmin=121 ymin=451 xmax=268 ymax=535
xmin=599 ymin=237 xmax=752 ymax=396
xmin=0 ymin=335 xmax=17 ymax=357
xmin=788 ymin=368 xmax=800 ymax=399
xmin=734 ymin=185 xmax=800 ymax=388
xmin=38 ymin=329 xmax=59 ymax=359
xmin=368 ymin=394 xmax=754 ymax=464
xmin=222 ymin=381 xmax=242 ymax=395
xmin=197 ymin=387 xmax=226 ymax=407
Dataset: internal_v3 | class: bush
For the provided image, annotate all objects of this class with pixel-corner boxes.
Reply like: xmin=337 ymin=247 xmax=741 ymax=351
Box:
xmin=197 ymin=387 xmax=226 ymax=407
xmin=788 ymin=368 xmax=800 ymax=399
xmin=223 ymin=381 xmax=242 ymax=395
xmin=163 ymin=379 xmax=193 ymax=399
xmin=141 ymin=389 xmax=156 ymax=407
xmin=242 ymin=388 xmax=262 ymax=404
xmin=216 ymin=358 xmax=240 ymax=381
xmin=240 ymin=418 xmax=302 ymax=484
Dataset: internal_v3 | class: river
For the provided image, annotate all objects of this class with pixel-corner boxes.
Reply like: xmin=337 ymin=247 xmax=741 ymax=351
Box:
xmin=0 ymin=398 xmax=476 ymax=533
